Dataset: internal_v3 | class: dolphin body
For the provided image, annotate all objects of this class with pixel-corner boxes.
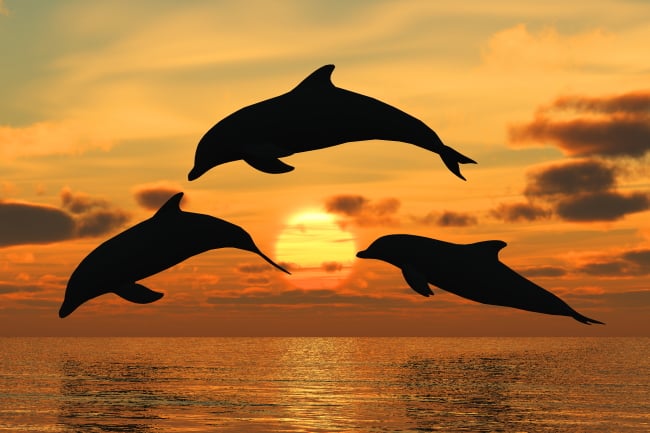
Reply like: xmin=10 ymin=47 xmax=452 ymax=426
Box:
xmin=59 ymin=192 xmax=289 ymax=318
xmin=356 ymin=234 xmax=604 ymax=325
xmin=188 ymin=64 xmax=476 ymax=181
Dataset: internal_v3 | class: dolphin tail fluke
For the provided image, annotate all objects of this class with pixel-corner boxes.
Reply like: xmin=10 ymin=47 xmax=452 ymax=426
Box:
xmin=572 ymin=312 xmax=605 ymax=325
xmin=438 ymin=145 xmax=477 ymax=181
xmin=113 ymin=283 xmax=164 ymax=304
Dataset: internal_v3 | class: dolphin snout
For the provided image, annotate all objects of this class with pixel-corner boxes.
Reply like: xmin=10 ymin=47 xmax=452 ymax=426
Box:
xmin=58 ymin=301 xmax=77 ymax=319
xmin=356 ymin=250 xmax=369 ymax=259
xmin=188 ymin=166 xmax=202 ymax=181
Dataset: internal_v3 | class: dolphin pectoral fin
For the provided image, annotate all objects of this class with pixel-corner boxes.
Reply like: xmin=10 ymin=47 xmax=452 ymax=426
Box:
xmin=244 ymin=156 xmax=295 ymax=174
xmin=113 ymin=283 xmax=164 ymax=304
xmin=402 ymin=266 xmax=433 ymax=297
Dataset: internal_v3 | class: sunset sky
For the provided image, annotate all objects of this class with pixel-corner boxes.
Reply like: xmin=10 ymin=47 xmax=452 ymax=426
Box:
xmin=1 ymin=0 xmax=648 ymax=336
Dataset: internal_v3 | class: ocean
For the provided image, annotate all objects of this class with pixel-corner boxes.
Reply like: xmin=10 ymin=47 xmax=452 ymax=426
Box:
xmin=0 ymin=337 xmax=648 ymax=432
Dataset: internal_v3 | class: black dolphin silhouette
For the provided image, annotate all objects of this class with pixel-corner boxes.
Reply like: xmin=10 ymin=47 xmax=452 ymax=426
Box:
xmin=356 ymin=234 xmax=604 ymax=325
xmin=188 ymin=64 xmax=476 ymax=181
xmin=59 ymin=192 xmax=289 ymax=318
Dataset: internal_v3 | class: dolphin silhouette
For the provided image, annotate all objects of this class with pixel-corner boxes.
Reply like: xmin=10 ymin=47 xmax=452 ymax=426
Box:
xmin=188 ymin=64 xmax=476 ymax=181
xmin=59 ymin=192 xmax=289 ymax=318
xmin=356 ymin=234 xmax=604 ymax=325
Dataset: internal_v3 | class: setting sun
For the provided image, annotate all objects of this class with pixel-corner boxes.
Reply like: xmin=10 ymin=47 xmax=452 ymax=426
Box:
xmin=275 ymin=211 xmax=356 ymax=289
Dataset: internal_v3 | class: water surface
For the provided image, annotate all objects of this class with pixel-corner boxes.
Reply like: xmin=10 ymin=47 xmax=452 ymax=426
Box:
xmin=0 ymin=337 xmax=648 ymax=432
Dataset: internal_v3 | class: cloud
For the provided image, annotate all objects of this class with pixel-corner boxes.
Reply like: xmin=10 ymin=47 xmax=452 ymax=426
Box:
xmin=236 ymin=263 xmax=273 ymax=274
xmin=61 ymin=187 xmax=130 ymax=236
xmin=0 ymin=202 xmax=75 ymax=247
xmin=549 ymin=92 xmax=650 ymax=115
xmin=509 ymin=91 xmax=650 ymax=158
xmin=490 ymin=202 xmax=550 ymax=222
xmin=321 ymin=261 xmax=344 ymax=273
xmin=324 ymin=195 xmax=400 ymax=227
xmin=520 ymin=266 xmax=567 ymax=278
xmin=507 ymin=159 xmax=650 ymax=222
xmin=555 ymin=191 xmax=649 ymax=222
xmin=133 ymin=182 xmax=184 ymax=210
xmin=524 ymin=159 xmax=616 ymax=197
xmin=324 ymin=195 xmax=367 ymax=216
xmin=75 ymin=208 xmax=130 ymax=237
xmin=598 ymin=290 xmax=650 ymax=309
xmin=578 ymin=249 xmax=650 ymax=276
xmin=412 ymin=210 xmax=478 ymax=226
xmin=0 ymin=189 xmax=129 ymax=247
xmin=435 ymin=211 xmax=477 ymax=227
xmin=244 ymin=276 xmax=271 ymax=286
xmin=61 ymin=187 xmax=109 ymax=214
xmin=278 ymin=262 xmax=301 ymax=272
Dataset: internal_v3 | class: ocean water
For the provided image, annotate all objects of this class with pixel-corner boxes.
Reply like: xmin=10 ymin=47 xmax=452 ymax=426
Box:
xmin=0 ymin=338 xmax=648 ymax=432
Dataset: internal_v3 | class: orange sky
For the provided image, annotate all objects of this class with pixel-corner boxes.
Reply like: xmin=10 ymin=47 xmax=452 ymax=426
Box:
xmin=1 ymin=1 xmax=649 ymax=336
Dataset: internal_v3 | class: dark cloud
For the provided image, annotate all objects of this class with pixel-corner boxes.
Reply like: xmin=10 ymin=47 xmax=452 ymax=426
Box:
xmin=550 ymin=92 xmax=650 ymax=115
xmin=599 ymin=290 xmax=650 ymax=308
xmin=413 ymin=210 xmax=478 ymax=226
xmin=504 ymin=159 xmax=650 ymax=222
xmin=509 ymin=91 xmax=650 ymax=158
xmin=61 ymin=187 xmax=108 ymax=214
xmin=324 ymin=195 xmax=400 ymax=227
xmin=490 ymin=202 xmax=550 ymax=222
xmin=622 ymin=249 xmax=650 ymax=269
xmin=133 ymin=183 xmax=184 ymax=210
xmin=0 ymin=189 xmax=129 ymax=247
xmin=0 ymin=202 xmax=75 ymax=247
xmin=578 ymin=261 xmax=626 ymax=276
xmin=520 ymin=266 xmax=567 ymax=278
xmin=437 ymin=211 xmax=478 ymax=227
xmin=556 ymin=191 xmax=649 ymax=221
xmin=321 ymin=261 xmax=344 ymax=273
xmin=244 ymin=276 xmax=271 ymax=286
xmin=324 ymin=195 xmax=367 ymax=216
xmin=578 ymin=249 xmax=650 ymax=276
xmin=524 ymin=159 xmax=616 ymax=197
xmin=278 ymin=262 xmax=301 ymax=272
xmin=237 ymin=263 xmax=273 ymax=273
xmin=0 ymin=282 xmax=48 ymax=294
xmin=75 ymin=208 xmax=130 ymax=237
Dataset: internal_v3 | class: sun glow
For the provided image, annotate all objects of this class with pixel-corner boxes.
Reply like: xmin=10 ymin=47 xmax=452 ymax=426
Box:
xmin=275 ymin=211 xmax=356 ymax=289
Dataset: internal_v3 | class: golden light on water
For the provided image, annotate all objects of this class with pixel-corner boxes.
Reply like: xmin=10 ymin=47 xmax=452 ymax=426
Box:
xmin=275 ymin=211 xmax=356 ymax=289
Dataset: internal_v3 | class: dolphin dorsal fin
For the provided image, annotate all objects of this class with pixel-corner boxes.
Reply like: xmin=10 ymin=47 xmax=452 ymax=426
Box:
xmin=154 ymin=192 xmax=184 ymax=217
xmin=292 ymin=64 xmax=335 ymax=92
xmin=471 ymin=240 xmax=507 ymax=259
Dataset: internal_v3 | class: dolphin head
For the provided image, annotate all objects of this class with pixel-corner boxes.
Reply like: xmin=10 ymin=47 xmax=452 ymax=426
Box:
xmin=58 ymin=274 xmax=103 ymax=318
xmin=58 ymin=295 xmax=79 ymax=318
xmin=356 ymin=235 xmax=406 ymax=267
xmin=188 ymin=119 xmax=245 ymax=181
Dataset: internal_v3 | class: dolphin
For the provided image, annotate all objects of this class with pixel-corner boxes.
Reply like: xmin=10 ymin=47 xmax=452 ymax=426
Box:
xmin=59 ymin=192 xmax=289 ymax=318
xmin=188 ymin=64 xmax=476 ymax=181
xmin=356 ymin=234 xmax=604 ymax=325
